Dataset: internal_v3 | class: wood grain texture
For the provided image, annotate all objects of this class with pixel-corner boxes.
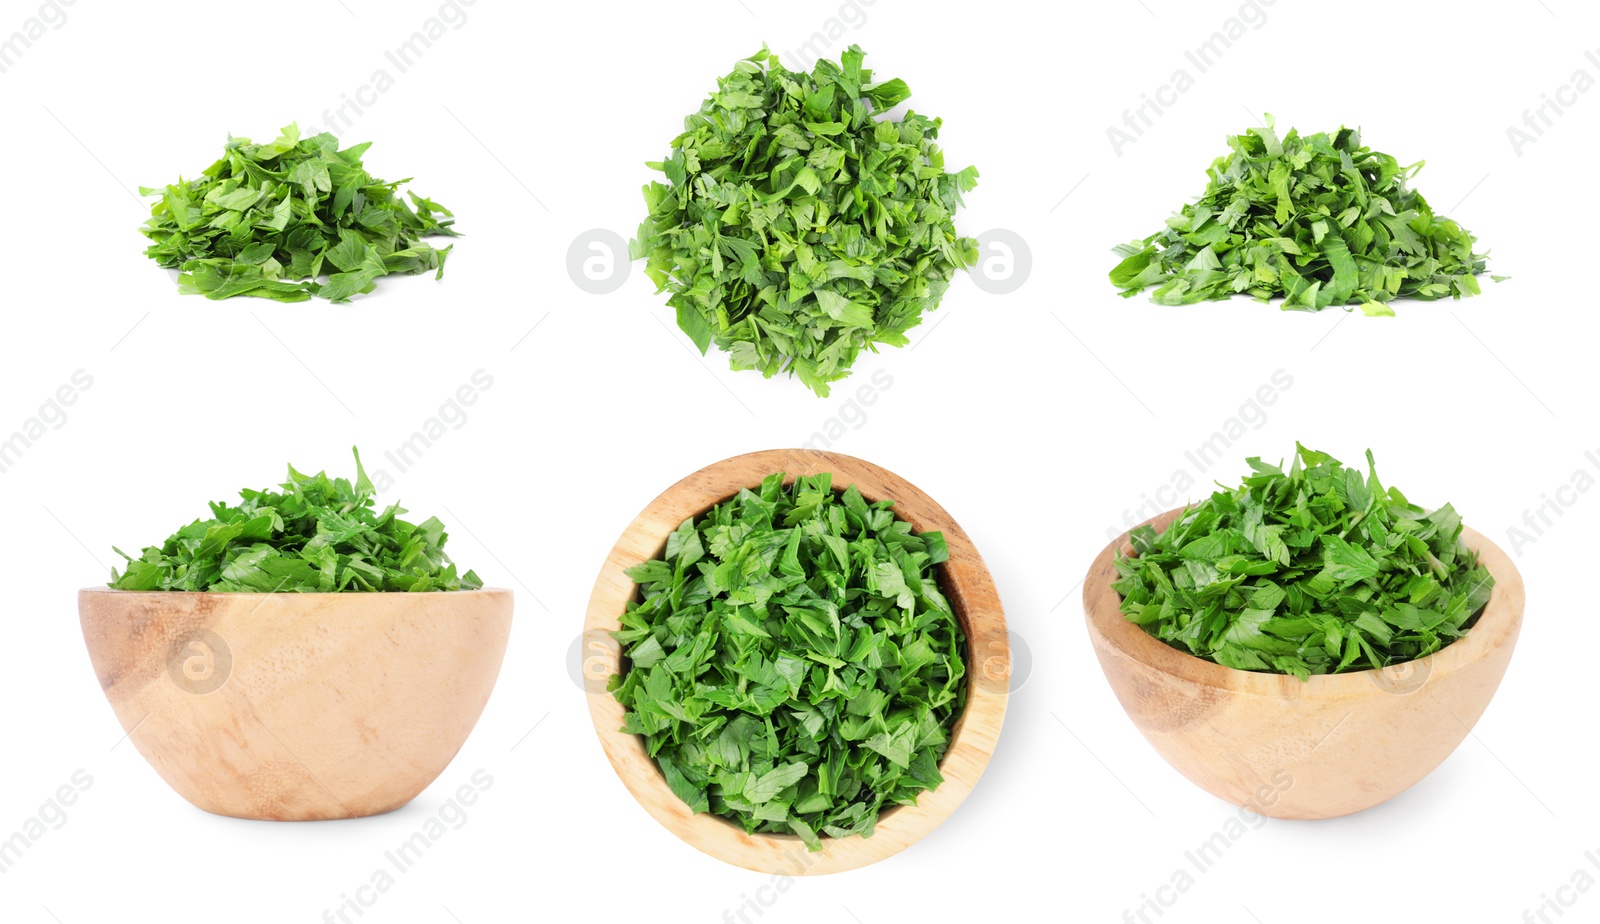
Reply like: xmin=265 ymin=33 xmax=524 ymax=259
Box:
xmin=1083 ymin=508 xmax=1524 ymax=820
xmin=79 ymin=588 xmax=513 ymax=820
xmin=583 ymin=449 xmax=1008 ymax=875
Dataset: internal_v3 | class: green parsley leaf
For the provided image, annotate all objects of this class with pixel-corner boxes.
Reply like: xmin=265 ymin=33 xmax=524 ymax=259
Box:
xmin=1112 ymin=444 xmax=1493 ymax=678
xmin=139 ymin=123 xmax=458 ymax=303
xmin=608 ymin=473 xmax=967 ymax=849
xmin=109 ymin=448 xmax=481 ymax=593
xmin=1110 ymin=115 xmax=1493 ymax=311
xmin=631 ymin=46 xmax=980 ymax=397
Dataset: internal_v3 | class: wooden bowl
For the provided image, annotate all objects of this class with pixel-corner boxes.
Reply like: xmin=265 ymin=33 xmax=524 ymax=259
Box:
xmin=79 ymin=588 xmax=513 ymax=820
xmin=1083 ymin=508 xmax=1524 ymax=819
xmin=583 ymin=449 xmax=1008 ymax=874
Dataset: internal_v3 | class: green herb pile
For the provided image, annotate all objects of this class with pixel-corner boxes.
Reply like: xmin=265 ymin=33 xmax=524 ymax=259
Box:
xmin=1110 ymin=116 xmax=1495 ymax=314
xmin=110 ymin=450 xmax=481 ymax=593
xmin=609 ymin=473 xmax=967 ymax=849
xmin=632 ymin=46 xmax=980 ymax=397
xmin=139 ymin=123 xmax=457 ymax=303
xmin=1112 ymin=444 xmax=1493 ymax=678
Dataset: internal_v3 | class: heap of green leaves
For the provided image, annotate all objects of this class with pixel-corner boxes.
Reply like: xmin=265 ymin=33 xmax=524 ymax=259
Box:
xmin=609 ymin=473 xmax=967 ymax=849
xmin=139 ymin=123 xmax=457 ymax=303
xmin=1112 ymin=444 xmax=1493 ymax=678
xmin=632 ymin=46 xmax=980 ymax=397
xmin=1110 ymin=116 xmax=1497 ymax=314
xmin=110 ymin=449 xmax=481 ymax=593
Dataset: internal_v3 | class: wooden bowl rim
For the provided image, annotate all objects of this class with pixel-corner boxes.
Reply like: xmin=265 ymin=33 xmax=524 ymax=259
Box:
xmin=79 ymin=587 xmax=514 ymax=599
xmin=1083 ymin=506 xmax=1525 ymax=697
xmin=583 ymin=448 xmax=1008 ymax=875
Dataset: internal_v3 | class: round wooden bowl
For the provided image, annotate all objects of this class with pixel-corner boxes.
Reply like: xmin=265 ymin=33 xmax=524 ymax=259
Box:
xmin=79 ymin=588 xmax=513 ymax=820
xmin=583 ymin=449 xmax=1008 ymax=875
xmin=1083 ymin=508 xmax=1524 ymax=819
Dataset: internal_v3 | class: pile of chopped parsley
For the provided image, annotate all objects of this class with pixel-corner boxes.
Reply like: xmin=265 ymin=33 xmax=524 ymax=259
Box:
xmin=632 ymin=46 xmax=979 ymax=396
xmin=110 ymin=450 xmax=480 ymax=592
xmin=1111 ymin=116 xmax=1497 ymax=314
xmin=1112 ymin=444 xmax=1493 ymax=678
xmin=139 ymin=123 xmax=457 ymax=302
xmin=609 ymin=473 xmax=967 ymax=848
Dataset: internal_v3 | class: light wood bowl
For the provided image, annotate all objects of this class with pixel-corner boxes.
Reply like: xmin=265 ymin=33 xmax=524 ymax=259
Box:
xmin=583 ymin=449 xmax=1008 ymax=874
xmin=1084 ymin=508 xmax=1524 ymax=819
xmin=79 ymin=588 xmax=513 ymax=820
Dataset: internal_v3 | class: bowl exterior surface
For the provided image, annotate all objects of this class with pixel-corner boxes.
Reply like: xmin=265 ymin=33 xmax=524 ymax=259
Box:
xmin=80 ymin=588 xmax=513 ymax=820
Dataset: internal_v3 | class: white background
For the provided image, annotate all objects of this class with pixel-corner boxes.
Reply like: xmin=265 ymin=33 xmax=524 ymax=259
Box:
xmin=0 ymin=0 xmax=1595 ymax=921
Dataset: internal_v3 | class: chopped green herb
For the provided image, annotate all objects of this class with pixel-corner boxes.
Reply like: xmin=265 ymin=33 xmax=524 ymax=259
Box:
xmin=139 ymin=123 xmax=458 ymax=303
xmin=632 ymin=46 xmax=980 ymax=397
xmin=1112 ymin=444 xmax=1493 ymax=678
xmin=110 ymin=449 xmax=481 ymax=593
xmin=1110 ymin=116 xmax=1493 ymax=314
xmin=609 ymin=473 xmax=967 ymax=849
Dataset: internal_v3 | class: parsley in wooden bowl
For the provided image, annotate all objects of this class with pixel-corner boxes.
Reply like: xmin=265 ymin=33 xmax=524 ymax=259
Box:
xmin=78 ymin=451 xmax=512 ymax=820
xmin=583 ymin=449 xmax=1008 ymax=874
xmin=1082 ymin=444 xmax=1523 ymax=819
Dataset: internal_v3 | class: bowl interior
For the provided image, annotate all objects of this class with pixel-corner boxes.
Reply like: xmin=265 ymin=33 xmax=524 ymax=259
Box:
xmin=621 ymin=484 xmax=974 ymax=831
xmin=584 ymin=448 xmax=1008 ymax=875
